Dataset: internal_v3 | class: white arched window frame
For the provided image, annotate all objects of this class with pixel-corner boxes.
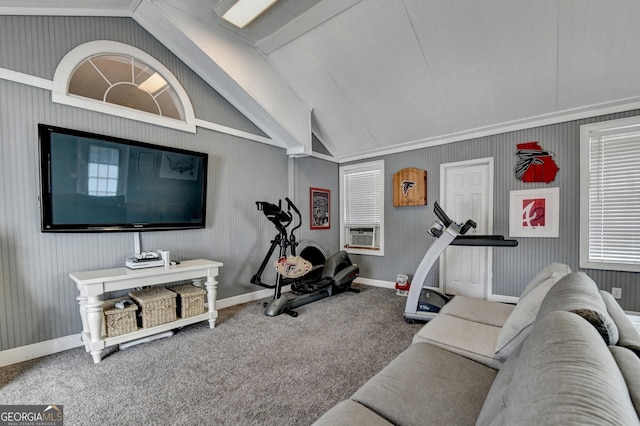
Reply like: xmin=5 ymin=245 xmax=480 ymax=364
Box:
xmin=52 ymin=40 xmax=196 ymax=133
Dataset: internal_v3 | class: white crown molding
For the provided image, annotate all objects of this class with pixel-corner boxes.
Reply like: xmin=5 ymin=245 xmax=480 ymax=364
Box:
xmin=195 ymin=118 xmax=274 ymax=146
xmin=0 ymin=67 xmax=53 ymax=90
xmin=0 ymin=0 xmax=134 ymax=17
xmin=336 ymin=98 xmax=640 ymax=163
xmin=309 ymin=151 xmax=339 ymax=163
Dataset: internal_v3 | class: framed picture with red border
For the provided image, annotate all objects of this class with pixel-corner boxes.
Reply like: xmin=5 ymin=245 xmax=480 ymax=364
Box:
xmin=509 ymin=187 xmax=559 ymax=238
xmin=310 ymin=187 xmax=330 ymax=229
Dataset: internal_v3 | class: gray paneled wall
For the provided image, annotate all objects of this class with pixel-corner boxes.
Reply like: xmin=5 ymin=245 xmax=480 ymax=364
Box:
xmin=2 ymin=14 xmax=638 ymax=355
xmin=0 ymin=16 xmax=293 ymax=351
xmin=290 ymin=156 xmax=340 ymax=255
xmin=350 ymin=111 xmax=640 ymax=311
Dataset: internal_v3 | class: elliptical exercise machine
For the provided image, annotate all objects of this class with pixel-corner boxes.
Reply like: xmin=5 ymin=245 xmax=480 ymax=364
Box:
xmin=404 ymin=201 xmax=518 ymax=323
xmin=253 ymin=197 xmax=360 ymax=317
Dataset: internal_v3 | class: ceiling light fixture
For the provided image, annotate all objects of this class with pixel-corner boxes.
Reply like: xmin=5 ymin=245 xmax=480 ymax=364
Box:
xmin=221 ymin=0 xmax=279 ymax=28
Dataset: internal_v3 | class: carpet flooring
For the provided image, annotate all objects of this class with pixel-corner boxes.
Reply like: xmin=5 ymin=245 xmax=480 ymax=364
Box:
xmin=0 ymin=285 xmax=422 ymax=425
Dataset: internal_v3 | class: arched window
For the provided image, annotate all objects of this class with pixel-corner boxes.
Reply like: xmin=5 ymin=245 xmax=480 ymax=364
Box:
xmin=53 ymin=41 xmax=196 ymax=132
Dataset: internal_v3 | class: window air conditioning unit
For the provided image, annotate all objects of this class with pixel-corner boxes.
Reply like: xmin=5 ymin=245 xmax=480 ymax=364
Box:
xmin=348 ymin=227 xmax=376 ymax=248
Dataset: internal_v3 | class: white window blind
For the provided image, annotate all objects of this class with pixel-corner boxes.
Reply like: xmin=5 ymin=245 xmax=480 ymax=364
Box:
xmin=581 ymin=117 xmax=640 ymax=272
xmin=344 ymin=168 xmax=382 ymax=225
xmin=340 ymin=160 xmax=384 ymax=256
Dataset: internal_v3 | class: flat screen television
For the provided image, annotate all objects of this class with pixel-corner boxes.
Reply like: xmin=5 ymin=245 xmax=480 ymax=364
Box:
xmin=39 ymin=124 xmax=208 ymax=232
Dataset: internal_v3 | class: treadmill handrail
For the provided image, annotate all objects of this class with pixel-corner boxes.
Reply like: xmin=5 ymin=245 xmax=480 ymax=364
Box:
xmin=451 ymin=236 xmax=518 ymax=247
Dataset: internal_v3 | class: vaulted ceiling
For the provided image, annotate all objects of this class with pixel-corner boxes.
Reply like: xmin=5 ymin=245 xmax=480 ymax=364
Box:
xmin=3 ymin=0 xmax=640 ymax=162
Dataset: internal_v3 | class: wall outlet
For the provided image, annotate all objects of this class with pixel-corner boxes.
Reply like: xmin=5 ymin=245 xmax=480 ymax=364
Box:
xmin=612 ymin=287 xmax=622 ymax=299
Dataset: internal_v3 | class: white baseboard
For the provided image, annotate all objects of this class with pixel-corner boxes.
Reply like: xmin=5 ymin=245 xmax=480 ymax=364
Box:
xmin=0 ymin=334 xmax=84 ymax=368
xmin=0 ymin=287 xmax=287 ymax=367
xmin=215 ymin=286 xmax=290 ymax=309
xmin=354 ymin=277 xmax=394 ymax=289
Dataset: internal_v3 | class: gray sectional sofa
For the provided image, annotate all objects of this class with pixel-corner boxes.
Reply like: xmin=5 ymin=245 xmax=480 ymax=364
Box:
xmin=313 ymin=264 xmax=640 ymax=425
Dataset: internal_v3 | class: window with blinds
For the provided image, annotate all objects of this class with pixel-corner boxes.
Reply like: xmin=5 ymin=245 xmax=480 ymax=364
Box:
xmin=580 ymin=116 xmax=640 ymax=272
xmin=339 ymin=160 xmax=385 ymax=256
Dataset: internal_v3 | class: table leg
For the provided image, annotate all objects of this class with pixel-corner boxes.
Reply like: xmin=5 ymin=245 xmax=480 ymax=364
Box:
xmin=202 ymin=271 xmax=218 ymax=328
xmin=76 ymin=289 xmax=90 ymax=352
xmin=86 ymin=295 xmax=105 ymax=363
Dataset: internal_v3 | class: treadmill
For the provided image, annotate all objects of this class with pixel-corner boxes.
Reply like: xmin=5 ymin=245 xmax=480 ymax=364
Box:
xmin=404 ymin=201 xmax=518 ymax=323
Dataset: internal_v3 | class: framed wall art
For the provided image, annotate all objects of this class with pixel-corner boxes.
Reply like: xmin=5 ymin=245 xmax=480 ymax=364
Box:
xmin=310 ymin=187 xmax=330 ymax=229
xmin=509 ymin=187 xmax=559 ymax=238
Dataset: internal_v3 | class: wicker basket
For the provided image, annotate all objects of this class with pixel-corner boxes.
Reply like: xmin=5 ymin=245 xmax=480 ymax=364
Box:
xmin=129 ymin=287 xmax=177 ymax=328
xmin=171 ymin=284 xmax=207 ymax=318
xmin=103 ymin=297 xmax=138 ymax=337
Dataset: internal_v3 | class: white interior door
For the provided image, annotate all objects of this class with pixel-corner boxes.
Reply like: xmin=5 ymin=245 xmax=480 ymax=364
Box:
xmin=440 ymin=158 xmax=494 ymax=299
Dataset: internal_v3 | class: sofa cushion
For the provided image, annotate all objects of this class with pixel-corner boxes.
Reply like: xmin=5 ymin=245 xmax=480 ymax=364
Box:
xmin=351 ymin=342 xmax=497 ymax=426
xmin=476 ymin=342 xmax=523 ymax=426
xmin=519 ymin=262 xmax=571 ymax=299
xmin=536 ymin=272 xmax=619 ymax=345
xmin=494 ymin=275 xmax=558 ymax=361
xmin=502 ymin=311 xmax=639 ymax=425
xmin=609 ymin=346 xmax=640 ymax=419
xmin=491 ymin=263 xmax=571 ymax=360
xmin=311 ymin=400 xmax=393 ymax=426
xmin=600 ymin=290 xmax=640 ymax=355
xmin=439 ymin=295 xmax=514 ymax=328
xmin=413 ymin=314 xmax=503 ymax=369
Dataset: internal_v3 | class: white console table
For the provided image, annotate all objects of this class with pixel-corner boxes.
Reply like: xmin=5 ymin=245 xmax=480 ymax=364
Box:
xmin=70 ymin=259 xmax=223 ymax=363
